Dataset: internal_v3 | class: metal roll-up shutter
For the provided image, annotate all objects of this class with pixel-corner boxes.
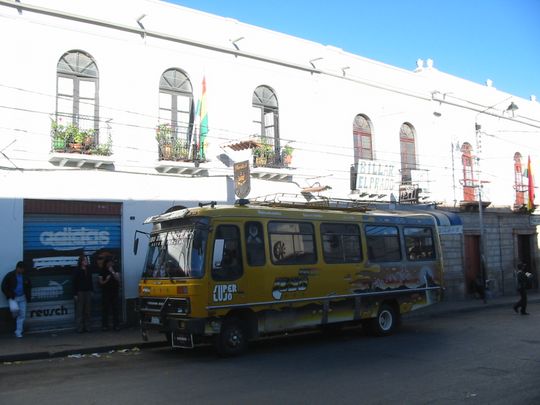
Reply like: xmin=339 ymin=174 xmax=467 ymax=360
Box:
xmin=24 ymin=211 xmax=121 ymax=331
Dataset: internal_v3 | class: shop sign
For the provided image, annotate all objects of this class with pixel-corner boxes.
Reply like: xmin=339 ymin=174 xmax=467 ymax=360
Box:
xmin=530 ymin=215 xmax=540 ymax=226
xmin=399 ymin=184 xmax=421 ymax=204
xmin=355 ymin=159 xmax=400 ymax=197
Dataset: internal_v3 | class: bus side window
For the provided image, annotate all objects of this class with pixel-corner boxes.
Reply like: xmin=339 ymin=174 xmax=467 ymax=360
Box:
xmin=365 ymin=225 xmax=401 ymax=262
xmin=321 ymin=223 xmax=362 ymax=263
xmin=404 ymin=227 xmax=436 ymax=261
xmin=245 ymin=221 xmax=265 ymax=266
xmin=212 ymin=225 xmax=243 ymax=281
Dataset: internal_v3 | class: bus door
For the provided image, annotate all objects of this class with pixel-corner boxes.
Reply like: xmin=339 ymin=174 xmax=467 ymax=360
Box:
xmin=209 ymin=221 xmax=248 ymax=309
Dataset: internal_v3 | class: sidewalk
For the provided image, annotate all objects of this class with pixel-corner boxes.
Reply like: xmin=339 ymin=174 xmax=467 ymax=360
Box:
xmin=0 ymin=326 xmax=167 ymax=363
xmin=1 ymin=292 xmax=538 ymax=363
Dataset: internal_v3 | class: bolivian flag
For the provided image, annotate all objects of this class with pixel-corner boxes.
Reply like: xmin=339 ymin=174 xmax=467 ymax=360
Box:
xmin=198 ymin=77 xmax=208 ymax=160
xmin=528 ymin=155 xmax=535 ymax=211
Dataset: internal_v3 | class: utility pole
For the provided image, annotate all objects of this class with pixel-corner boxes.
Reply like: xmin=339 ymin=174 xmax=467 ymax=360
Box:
xmin=475 ymin=123 xmax=487 ymax=303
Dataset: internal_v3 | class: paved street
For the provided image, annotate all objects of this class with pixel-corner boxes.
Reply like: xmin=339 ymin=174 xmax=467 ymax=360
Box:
xmin=1 ymin=303 xmax=539 ymax=405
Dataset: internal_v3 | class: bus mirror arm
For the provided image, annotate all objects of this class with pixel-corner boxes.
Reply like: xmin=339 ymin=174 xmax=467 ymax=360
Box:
xmin=133 ymin=230 xmax=150 ymax=255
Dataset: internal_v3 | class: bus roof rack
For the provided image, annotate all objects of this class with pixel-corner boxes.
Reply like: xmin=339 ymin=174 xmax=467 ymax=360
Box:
xmin=249 ymin=193 xmax=371 ymax=212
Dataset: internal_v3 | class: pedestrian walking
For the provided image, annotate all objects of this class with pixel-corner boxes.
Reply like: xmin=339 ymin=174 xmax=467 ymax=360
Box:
xmin=1 ymin=261 xmax=32 ymax=338
xmin=513 ymin=263 xmax=532 ymax=315
xmin=99 ymin=258 xmax=121 ymax=331
xmin=73 ymin=254 xmax=93 ymax=332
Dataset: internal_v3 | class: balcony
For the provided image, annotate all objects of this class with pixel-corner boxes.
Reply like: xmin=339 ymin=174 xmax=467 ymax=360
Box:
xmin=224 ymin=136 xmax=294 ymax=170
xmin=157 ymin=138 xmax=199 ymax=162
xmin=156 ymin=123 xmax=204 ymax=163
xmin=49 ymin=116 xmax=114 ymax=169
xmin=50 ymin=117 xmax=112 ymax=157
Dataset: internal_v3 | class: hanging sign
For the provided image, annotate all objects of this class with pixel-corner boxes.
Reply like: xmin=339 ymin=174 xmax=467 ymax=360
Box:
xmin=234 ymin=160 xmax=251 ymax=199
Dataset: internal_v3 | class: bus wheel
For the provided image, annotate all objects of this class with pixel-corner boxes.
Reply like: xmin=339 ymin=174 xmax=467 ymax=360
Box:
xmin=215 ymin=319 xmax=248 ymax=356
xmin=370 ymin=303 xmax=398 ymax=337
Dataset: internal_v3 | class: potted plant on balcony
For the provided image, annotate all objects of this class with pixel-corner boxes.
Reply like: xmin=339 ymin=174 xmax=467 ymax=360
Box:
xmin=81 ymin=129 xmax=95 ymax=152
xmin=282 ymin=143 xmax=294 ymax=166
xmin=253 ymin=137 xmax=273 ymax=167
xmin=51 ymin=120 xmax=69 ymax=152
xmin=156 ymin=123 xmax=173 ymax=160
xmin=89 ymin=134 xmax=113 ymax=156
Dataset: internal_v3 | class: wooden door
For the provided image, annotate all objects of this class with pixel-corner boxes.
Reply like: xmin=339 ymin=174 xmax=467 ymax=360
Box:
xmin=464 ymin=235 xmax=481 ymax=295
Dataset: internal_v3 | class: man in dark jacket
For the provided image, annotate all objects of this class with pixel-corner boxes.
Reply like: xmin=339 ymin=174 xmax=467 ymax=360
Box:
xmin=2 ymin=261 xmax=32 ymax=338
xmin=513 ymin=263 xmax=531 ymax=315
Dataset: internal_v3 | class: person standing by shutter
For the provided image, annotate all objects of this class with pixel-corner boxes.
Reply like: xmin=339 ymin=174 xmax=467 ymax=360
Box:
xmin=99 ymin=258 xmax=121 ymax=331
xmin=1 ymin=261 xmax=32 ymax=338
xmin=73 ymin=254 xmax=93 ymax=332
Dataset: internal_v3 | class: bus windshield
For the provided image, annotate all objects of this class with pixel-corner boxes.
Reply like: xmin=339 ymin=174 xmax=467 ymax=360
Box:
xmin=143 ymin=218 xmax=209 ymax=278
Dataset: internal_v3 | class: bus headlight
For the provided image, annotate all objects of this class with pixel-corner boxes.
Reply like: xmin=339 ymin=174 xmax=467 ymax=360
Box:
xmin=165 ymin=298 xmax=190 ymax=315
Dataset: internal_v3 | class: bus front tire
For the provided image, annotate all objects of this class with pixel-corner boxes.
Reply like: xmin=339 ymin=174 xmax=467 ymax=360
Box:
xmin=215 ymin=319 xmax=248 ymax=356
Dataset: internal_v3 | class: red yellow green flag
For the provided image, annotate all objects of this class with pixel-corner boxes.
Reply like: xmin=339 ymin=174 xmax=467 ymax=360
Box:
xmin=528 ymin=155 xmax=535 ymax=211
xmin=198 ymin=77 xmax=208 ymax=160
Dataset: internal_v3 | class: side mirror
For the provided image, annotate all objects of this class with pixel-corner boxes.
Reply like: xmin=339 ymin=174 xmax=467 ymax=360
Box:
xmin=212 ymin=239 xmax=225 ymax=269
xmin=133 ymin=230 xmax=150 ymax=255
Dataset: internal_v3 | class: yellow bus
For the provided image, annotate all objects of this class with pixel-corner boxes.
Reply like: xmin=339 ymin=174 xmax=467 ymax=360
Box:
xmin=136 ymin=197 xmax=444 ymax=355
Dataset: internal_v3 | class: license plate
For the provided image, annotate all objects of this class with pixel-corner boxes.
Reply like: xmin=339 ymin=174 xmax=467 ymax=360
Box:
xmin=171 ymin=332 xmax=194 ymax=349
xmin=150 ymin=316 xmax=160 ymax=325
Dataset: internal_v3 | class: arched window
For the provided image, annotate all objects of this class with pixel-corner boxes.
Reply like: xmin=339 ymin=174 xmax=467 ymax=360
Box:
xmin=56 ymin=50 xmax=99 ymax=132
xmin=252 ymin=85 xmax=280 ymax=163
xmin=514 ymin=152 xmax=525 ymax=206
xmin=461 ymin=142 xmax=475 ymax=202
xmin=353 ymin=114 xmax=373 ymax=161
xmin=399 ymin=123 xmax=417 ymax=183
xmin=158 ymin=69 xmax=194 ymax=160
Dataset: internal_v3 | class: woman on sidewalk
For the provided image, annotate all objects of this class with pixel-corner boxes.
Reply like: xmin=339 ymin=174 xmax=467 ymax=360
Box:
xmin=73 ymin=254 xmax=93 ymax=333
xmin=99 ymin=258 xmax=121 ymax=331
xmin=1 ymin=261 xmax=32 ymax=338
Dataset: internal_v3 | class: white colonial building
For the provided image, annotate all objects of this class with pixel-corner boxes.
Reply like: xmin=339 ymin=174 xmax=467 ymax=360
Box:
xmin=1 ymin=0 xmax=539 ymax=331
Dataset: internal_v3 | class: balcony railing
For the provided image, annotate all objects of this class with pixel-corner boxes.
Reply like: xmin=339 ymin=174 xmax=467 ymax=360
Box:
xmin=155 ymin=123 xmax=203 ymax=162
xmin=251 ymin=136 xmax=293 ymax=169
xmin=253 ymin=154 xmax=290 ymax=169
xmin=157 ymin=138 xmax=199 ymax=162
xmin=50 ymin=115 xmax=112 ymax=156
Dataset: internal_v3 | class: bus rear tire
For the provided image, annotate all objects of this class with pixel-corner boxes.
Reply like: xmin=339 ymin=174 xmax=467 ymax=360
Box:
xmin=368 ymin=303 xmax=398 ymax=337
xmin=215 ymin=319 xmax=248 ymax=356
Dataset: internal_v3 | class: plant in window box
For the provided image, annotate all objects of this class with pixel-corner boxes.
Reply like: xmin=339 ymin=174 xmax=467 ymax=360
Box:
xmin=253 ymin=137 xmax=273 ymax=167
xmin=172 ymin=139 xmax=189 ymax=161
xmin=66 ymin=125 xmax=87 ymax=152
xmin=50 ymin=120 xmax=69 ymax=152
xmin=156 ymin=123 xmax=173 ymax=160
xmin=89 ymin=134 xmax=113 ymax=156
xmin=281 ymin=143 xmax=294 ymax=166
xmin=81 ymin=129 xmax=96 ymax=151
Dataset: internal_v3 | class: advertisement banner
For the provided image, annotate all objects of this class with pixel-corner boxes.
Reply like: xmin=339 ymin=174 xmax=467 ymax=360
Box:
xmin=23 ymin=215 xmax=121 ymax=330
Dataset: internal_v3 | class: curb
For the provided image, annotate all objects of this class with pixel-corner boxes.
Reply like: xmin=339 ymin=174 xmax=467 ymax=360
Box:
xmin=0 ymin=340 xmax=167 ymax=363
